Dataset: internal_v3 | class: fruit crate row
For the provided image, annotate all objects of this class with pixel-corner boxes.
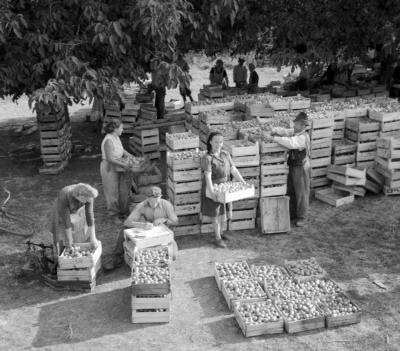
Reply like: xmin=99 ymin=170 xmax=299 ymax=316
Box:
xmin=214 ymin=259 xmax=361 ymax=337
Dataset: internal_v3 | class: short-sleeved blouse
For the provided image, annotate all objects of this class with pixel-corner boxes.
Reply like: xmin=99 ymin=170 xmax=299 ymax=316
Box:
xmin=200 ymin=150 xmax=233 ymax=183
xmin=101 ymin=134 xmax=124 ymax=161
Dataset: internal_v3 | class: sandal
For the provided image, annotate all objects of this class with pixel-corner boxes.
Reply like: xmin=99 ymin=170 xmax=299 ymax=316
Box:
xmin=215 ymin=239 xmax=227 ymax=248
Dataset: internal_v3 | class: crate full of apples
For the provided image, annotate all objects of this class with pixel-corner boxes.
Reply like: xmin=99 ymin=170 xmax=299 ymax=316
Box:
xmin=166 ymin=132 xmax=199 ymax=150
xmin=233 ymin=299 xmax=285 ymax=337
xmin=131 ymin=264 xmax=171 ymax=295
xmin=59 ymin=242 xmax=102 ymax=269
xmin=207 ymin=181 xmax=255 ymax=203
xmin=214 ymin=261 xmax=253 ymax=290
xmin=221 ymin=279 xmax=267 ymax=310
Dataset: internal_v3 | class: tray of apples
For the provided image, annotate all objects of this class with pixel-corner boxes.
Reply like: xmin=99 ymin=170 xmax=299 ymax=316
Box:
xmin=59 ymin=242 xmax=102 ymax=269
xmin=214 ymin=261 xmax=252 ymax=290
xmin=221 ymin=279 xmax=267 ymax=310
xmin=319 ymin=293 xmax=362 ymax=328
xmin=207 ymin=181 xmax=255 ymax=203
xmin=273 ymin=297 xmax=325 ymax=333
xmin=285 ymin=257 xmax=327 ymax=281
xmin=233 ymin=298 xmax=285 ymax=336
xmin=250 ymin=264 xmax=290 ymax=286
xmin=134 ymin=246 xmax=171 ymax=265
xmin=131 ymin=264 xmax=171 ymax=295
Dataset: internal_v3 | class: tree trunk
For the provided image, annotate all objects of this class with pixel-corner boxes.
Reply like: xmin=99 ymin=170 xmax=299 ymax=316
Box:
xmin=36 ymin=103 xmax=72 ymax=175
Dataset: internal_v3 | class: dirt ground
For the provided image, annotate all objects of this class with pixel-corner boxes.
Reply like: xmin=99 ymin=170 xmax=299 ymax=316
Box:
xmin=0 ymin=64 xmax=400 ymax=351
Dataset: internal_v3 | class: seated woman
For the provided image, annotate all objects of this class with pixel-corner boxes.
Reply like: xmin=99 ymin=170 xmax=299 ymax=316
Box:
xmin=51 ymin=183 xmax=100 ymax=263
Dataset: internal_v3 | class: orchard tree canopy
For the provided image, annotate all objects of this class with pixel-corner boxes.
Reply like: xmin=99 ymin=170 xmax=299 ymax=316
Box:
xmin=1 ymin=0 xmax=400 ymax=111
xmin=0 ymin=0 xmax=242 ymax=110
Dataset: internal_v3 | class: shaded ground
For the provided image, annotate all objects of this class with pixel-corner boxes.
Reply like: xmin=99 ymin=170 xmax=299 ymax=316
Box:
xmin=0 ymin=64 xmax=399 ymax=351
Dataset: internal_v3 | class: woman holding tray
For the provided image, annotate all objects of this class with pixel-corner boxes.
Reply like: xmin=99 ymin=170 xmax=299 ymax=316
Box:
xmin=201 ymin=132 xmax=246 ymax=248
xmin=100 ymin=119 xmax=137 ymax=223
xmin=51 ymin=183 xmax=100 ymax=264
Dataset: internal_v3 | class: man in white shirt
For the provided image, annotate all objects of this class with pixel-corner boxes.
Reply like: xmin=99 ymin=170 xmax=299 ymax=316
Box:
xmin=104 ymin=186 xmax=179 ymax=270
xmin=271 ymin=112 xmax=311 ymax=227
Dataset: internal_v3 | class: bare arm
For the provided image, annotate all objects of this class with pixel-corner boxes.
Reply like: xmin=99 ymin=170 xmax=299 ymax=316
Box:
xmin=231 ymin=165 xmax=246 ymax=183
xmin=104 ymin=140 xmax=129 ymax=169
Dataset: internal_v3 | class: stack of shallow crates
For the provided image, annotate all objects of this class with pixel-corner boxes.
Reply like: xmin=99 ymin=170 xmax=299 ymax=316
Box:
xmin=223 ymin=139 xmax=260 ymax=231
xmin=166 ymin=132 xmax=202 ymax=236
xmin=309 ymin=117 xmax=334 ymax=189
xmin=129 ymin=128 xmax=160 ymax=160
xmin=38 ymin=106 xmax=72 ymax=174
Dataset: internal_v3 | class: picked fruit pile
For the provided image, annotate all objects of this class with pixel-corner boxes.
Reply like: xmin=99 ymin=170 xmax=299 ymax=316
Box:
xmin=232 ymin=119 xmax=260 ymax=130
xmin=132 ymin=265 xmax=170 ymax=284
xmin=170 ymin=150 xmax=202 ymax=161
xmin=223 ymin=279 xmax=266 ymax=300
xmin=212 ymin=181 xmax=253 ymax=193
xmin=134 ymin=247 xmax=169 ymax=265
xmin=235 ymin=299 xmax=282 ymax=324
xmin=319 ymin=294 xmax=361 ymax=317
xmin=199 ymin=109 xmax=228 ymax=118
xmin=250 ymin=265 xmax=289 ymax=284
xmin=167 ymin=131 xmax=198 ymax=141
xmin=215 ymin=262 xmax=252 ymax=281
xmin=275 ymin=298 xmax=323 ymax=321
xmin=285 ymin=258 xmax=325 ymax=277
xmin=62 ymin=246 xmax=96 ymax=258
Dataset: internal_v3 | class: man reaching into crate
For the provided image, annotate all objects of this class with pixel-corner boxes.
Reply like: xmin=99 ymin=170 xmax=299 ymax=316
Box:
xmin=271 ymin=112 xmax=311 ymax=227
xmin=104 ymin=186 xmax=179 ymax=270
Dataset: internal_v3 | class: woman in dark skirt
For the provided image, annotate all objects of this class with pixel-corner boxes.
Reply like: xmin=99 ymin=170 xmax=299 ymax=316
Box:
xmin=201 ymin=132 xmax=246 ymax=248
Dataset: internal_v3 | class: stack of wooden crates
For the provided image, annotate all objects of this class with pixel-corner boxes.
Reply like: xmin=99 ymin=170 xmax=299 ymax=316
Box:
xmin=57 ymin=242 xmax=102 ymax=291
xmin=38 ymin=106 xmax=72 ymax=174
xmin=166 ymin=132 xmax=202 ymax=236
xmin=223 ymin=139 xmax=260 ymax=231
xmin=129 ymin=128 xmax=160 ymax=160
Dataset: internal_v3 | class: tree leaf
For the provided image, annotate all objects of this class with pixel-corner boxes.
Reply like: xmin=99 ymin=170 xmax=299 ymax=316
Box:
xmin=113 ymin=21 xmax=123 ymax=38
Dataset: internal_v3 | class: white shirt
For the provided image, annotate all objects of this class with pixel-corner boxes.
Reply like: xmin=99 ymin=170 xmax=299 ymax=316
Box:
xmin=273 ymin=127 xmax=308 ymax=150
xmin=101 ymin=134 xmax=124 ymax=161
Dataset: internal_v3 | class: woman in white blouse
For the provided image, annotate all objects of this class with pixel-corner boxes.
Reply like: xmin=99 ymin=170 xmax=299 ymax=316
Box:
xmin=100 ymin=119 xmax=136 ymax=223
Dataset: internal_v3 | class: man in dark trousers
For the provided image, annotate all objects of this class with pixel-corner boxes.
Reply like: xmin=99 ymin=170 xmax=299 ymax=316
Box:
xmin=248 ymin=63 xmax=259 ymax=93
xmin=150 ymin=58 xmax=166 ymax=119
xmin=271 ymin=112 xmax=311 ymax=227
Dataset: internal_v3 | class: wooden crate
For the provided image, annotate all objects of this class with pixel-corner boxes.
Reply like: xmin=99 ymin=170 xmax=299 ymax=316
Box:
xmin=228 ymin=218 xmax=256 ymax=231
xmin=39 ymin=117 xmax=67 ymax=131
xmin=327 ymin=165 xmax=366 ymax=186
xmin=173 ymin=224 xmax=201 ymax=237
xmin=311 ymin=138 xmax=332 ymax=150
xmin=261 ymin=184 xmax=287 ymax=197
xmin=283 ymin=313 xmax=326 ymax=334
xmin=235 ymin=166 xmax=260 ymax=178
xmin=165 ymin=132 xmax=199 ymax=151
xmin=131 ymin=294 xmax=171 ymax=324
xmin=214 ymin=261 xmax=252 ymax=291
xmin=221 ymin=279 xmax=267 ymax=311
xmin=57 ymin=257 xmax=101 ymax=282
xmin=310 ymin=156 xmax=331 ymax=168
xmin=130 ymin=128 xmax=159 ymax=146
xmin=167 ymin=178 xmax=201 ymax=194
xmin=131 ymin=264 xmax=171 ymax=295
xmin=124 ymin=225 xmax=174 ymax=250
xmin=315 ymin=187 xmax=354 ymax=207
xmin=233 ymin=299 xmax=284 ymax=337
xmin=132 ymin=165 xmax=162 ymax=186
xmin=311 ymin=147 xmax=332 ymax=159
xmin=331 ymin=182 xmax=366 ymax=197
xmin=375 ymin=156 xmax=400 ymax=170
xmin=246 ymin=104 xmax=274 ymax=117
xmin=259 ymin=196 xmax=290 ymax=234
xmin=345 ymin=108 xmax=368 ymax=119
xmin=167 ymin=154 xmax=201 ymax=171
xmin=346 ymin=119 xmax=380 ymax=143
xmin=268 ymin=100 xmax=290 ymax=111
xmin=167 ymin=188 xmax=201 ymax=206
xmin=369 ymin=110 xmax=400 ymax=132
xmin=383 ymin=185 xmax=400 ymax=195
xmin=58 ymin=242 xmax=102 ymax=269
xmin=206 ymin=184 xmax=255 ymax=203
xmin=290 ymin=99 xmax=311 ymax=110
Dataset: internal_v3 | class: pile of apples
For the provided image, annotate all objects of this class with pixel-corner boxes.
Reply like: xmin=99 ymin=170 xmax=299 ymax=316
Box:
xmin=250 ymin=265 xmax=289 ymax=285
xmin=199 ymin=109 xmax=228 ymax=119
xmin=298 ymin=279 xmax=343 ymax=302
xmin=223 ymin=279 xmax=266 ymax=300
xmin=168 ymin=131 xmax=198 ymax=141
xmin=133 ymin=265 xmax=170 ymax=284
xmin=275 ymin=298 xmax=323 ymax=321
xmin=215 ymin=261 xmax=252 ymax=281
xmin=319 ymin=294 xmax=360 ymax=317
xmin=235 ymin=299 xmax=282 ymax=325
xmin=135 ymin=247 xmax=169 ymax=265
xmin=232 ymin=119 xmax=260 ymax=130
xmin=212 ymin=181 xmax=252 ymax=194
xmin=285 ymin=258 xmax=325 ymax=277
xmin=170 ymin=150 xmax=202 ymax=161
xmin=63 ymin=246 xmax=95 ymax=258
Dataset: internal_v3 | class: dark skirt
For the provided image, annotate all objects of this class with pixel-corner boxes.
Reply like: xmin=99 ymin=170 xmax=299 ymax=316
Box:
xmin=201 ymin=179 xmax=226 ymax=218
